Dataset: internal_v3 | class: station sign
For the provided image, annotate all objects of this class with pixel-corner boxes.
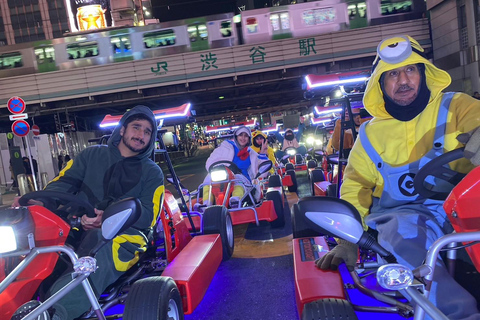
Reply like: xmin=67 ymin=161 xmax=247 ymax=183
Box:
xmin=11 ymin=120 xmax=30 ymax=137
xmin=7 ymin=96 xmax=26 ymax=114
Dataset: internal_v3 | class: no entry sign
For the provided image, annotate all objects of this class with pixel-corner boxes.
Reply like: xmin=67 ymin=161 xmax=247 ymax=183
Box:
xmin=11 ymin=120 xmax=30 ymax=137
xmin=32 ymin=124 xmax=40 ymax=136
xmin=7 ymin=97 xmax=26 ymax=114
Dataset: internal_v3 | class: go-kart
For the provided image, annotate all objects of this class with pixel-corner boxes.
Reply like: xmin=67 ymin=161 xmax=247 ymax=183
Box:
xmin=0 ymin=132 xmax=232 ymax=320
xmin=291 ymin=148 xmax=480 ymax=320
xmin=190 ymin=159 xmax=286 ymax=229
xmin=309 ymin=152 xmax=342 ymax=197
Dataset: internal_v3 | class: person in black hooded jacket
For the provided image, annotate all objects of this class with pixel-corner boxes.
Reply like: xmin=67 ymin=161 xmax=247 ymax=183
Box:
xmin=23 ymin=106 xmax=164 ymax=319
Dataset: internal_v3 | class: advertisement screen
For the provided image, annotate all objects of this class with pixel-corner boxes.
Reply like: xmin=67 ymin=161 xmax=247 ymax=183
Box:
xmin=67 ymin=0 xmax=112 ymax=32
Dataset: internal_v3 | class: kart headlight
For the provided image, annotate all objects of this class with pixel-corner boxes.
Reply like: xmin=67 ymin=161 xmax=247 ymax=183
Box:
xmin=211 ymin=168 xmax=228 ymax=182
xmin=286 ymin=149 xmax=296 ymax=156
xmin=0 ymin=226 xmax=17 ymax=253
xmin=376 ymin=264 xmax=413 ymax=291
xmin=306 ymin=136 xmax=315 ymax=145
xmin=315 ymin=139 xmax=322 ymax=146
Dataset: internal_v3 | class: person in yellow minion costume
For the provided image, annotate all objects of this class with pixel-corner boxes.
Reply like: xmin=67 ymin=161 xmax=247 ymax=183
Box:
xmin=316 ymin=35 xmax=480 ymax=319
xmin=251 ymin=130 xmax=276 ymax=174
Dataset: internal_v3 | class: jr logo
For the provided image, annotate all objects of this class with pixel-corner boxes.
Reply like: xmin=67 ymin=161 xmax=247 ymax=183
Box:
xmin=398 ymin=173 xmax=417 ymax=197
xmin=151 ymin=62 xmax=168 ymax=75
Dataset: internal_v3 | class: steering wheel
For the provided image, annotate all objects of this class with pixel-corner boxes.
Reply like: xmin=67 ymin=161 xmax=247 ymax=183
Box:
xmin=19 ymin=191 xmax=96 ymax=219
xmin=413 ymin=148 xmax=466 ymax=200
xmin=208 ymin=160 xmax=242 ymax=175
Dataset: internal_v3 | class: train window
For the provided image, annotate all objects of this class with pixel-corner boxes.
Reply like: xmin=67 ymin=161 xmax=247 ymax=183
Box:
xmin=280 ymin=13 xmax=290 ymax=30
xmin=34 ymin=46 xmax=55 ymax=64
xmin=111 ymin=35 xmax=131 ymax=54
xmin=220 ymin=20 xmax=232 ymax=37
xmin=188 ymin=26 xmax=198 ymax=42
xmin=380 ymin=0 xmax=412 ymax=15
xmin=246 ymin=17 xmax=258 ymax=34
xmin=0 ymin=52 xmax=23 ymax=69
xmin=143 ymin=29 xmax=176 ymax=49
xmin=348 ymin=3 xmax=367 ymax=19
xmin=198 ymin=24 xmax=208 ymax=40
xmin=188 ymin=24 xmax=208 ymax=42
xmin=270 ymin=14 xmax=280 ymax=31
xmin=302 ymin=8 xmax=336 ymax=26
xmin=66 ymin=41 xmax=99 ymax=59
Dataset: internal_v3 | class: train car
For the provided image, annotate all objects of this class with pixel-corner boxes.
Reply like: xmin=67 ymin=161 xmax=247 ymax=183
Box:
xmin=0 ymin=12 xmax=237 ymax=78
xmin=241 ymin=0 xmax=349 ymax=44
xmin=0 ymin=0 xmax=425 ymax=79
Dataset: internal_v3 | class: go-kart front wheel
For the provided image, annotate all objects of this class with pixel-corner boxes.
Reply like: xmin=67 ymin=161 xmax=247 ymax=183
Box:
xmin=203 ymin=205 xmax=234 ymax=261
xmin=123 ymin=277 xmax=183 ymax=320
xmin=302 ymin=298 xmax=358 ymax=320
xmin=267 ymin=191 xmax=285 ymax=228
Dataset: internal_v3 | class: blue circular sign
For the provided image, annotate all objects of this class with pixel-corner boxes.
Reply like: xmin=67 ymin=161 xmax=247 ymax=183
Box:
xmin=7 ymin=96 xmax=26 ymax=114
xmin=11 ymin=120 xmax=30 ymax=137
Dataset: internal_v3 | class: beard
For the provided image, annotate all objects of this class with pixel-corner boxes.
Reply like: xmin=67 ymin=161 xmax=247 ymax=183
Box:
xmin=123 ymin=135 xmax=148 ymax=154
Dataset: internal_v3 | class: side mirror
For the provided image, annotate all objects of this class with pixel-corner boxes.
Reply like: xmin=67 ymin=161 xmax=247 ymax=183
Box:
xmin=299 ymin=197 xmax=396 ymax=262
xmin=101 ymin=198 xmax=142 ymax=241
xmin=256 ymin=160 xmax=272 ymax=178
xmin=89 ymin=198 xmax=141 ymax=256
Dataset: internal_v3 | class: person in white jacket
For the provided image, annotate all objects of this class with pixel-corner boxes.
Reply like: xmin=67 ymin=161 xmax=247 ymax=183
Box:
xmin=202 ymin=126 xmax=268 ymax=209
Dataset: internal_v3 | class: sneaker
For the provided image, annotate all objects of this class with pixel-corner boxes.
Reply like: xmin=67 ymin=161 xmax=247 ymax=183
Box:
xmin=229 ymin=196 xmax=240 ymax=209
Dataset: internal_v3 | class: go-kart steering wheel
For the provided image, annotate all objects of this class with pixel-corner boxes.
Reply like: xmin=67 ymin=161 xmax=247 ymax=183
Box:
xmin=208 ymin=160 xmax=242 ymax=175
xmin=413 ymin=148 xmax=466 ymax=200
xmin=19 ymin=191 xmax=96 ymax=218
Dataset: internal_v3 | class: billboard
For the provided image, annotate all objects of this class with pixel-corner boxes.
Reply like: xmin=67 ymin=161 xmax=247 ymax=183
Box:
xmin=66 ymin=0 xmax=113 ymax=32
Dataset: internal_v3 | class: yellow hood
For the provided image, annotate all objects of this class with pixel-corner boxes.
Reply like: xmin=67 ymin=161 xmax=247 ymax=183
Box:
xmin=364 ymin=35 xmax=451 ymax=119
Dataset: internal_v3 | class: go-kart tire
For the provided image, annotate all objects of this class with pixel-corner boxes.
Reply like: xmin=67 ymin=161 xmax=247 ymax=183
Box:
xmin=286 ymin=170 xmax=297 ymax=192
xmin=310 ymin=169 xmax=325 ymax=196
xmin=267 ymin=190 xmax=285 ymax=228
xmin=285 ymin=163 xmax=295 ymax=171
xmin=302 ymin=298 xmax=358 ymax=320
xmin=268 ymin=174 xmax=282 ymax=187
xmin=291 ymin=203 xmax=318 ymax=238
xmin=203 ymin=205 xmax=234 ymax=261
xmin=123 ymin=276 xmax=184 ymax=320
xmin=307 ymin=159 xmax=317 ymax=169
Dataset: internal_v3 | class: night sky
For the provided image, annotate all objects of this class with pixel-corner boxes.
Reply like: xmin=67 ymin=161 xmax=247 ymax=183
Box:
xmin=151 ymin=0 xmax=238 ymax=22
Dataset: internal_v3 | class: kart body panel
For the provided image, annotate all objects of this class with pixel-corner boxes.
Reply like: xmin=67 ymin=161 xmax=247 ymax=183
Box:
xmin=0 ymin=206 xmax=70 ymax=320
xmin=293 ymin=236 xmax=346 ymax=317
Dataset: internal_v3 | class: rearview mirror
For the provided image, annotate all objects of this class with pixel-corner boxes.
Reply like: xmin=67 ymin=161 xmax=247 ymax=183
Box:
xmin=101 ymin=198 xmax=142 ymax=241
xmin=257 ymin=160 xmax=272 ymax=176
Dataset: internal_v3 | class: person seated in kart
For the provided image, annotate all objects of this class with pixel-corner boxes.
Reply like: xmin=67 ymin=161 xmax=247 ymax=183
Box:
xmin=274 ymin=116 xmax=307 ymax=163
xmin=327 ymin=107 xmax=365 ymax=158
xmin=201 ymin=125 xmax=269 ymax=209
xmin=251 ymin=130 xmax=276 ymax=174
xmin=315 ymin=35 xmax=480 ymax=320
xmin=13 ymin=106 xmax=164 ymax=320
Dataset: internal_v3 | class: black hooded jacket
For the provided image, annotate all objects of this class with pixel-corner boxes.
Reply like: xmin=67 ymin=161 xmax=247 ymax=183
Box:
xmin=46 ymin=106 xmax=164 ymax=231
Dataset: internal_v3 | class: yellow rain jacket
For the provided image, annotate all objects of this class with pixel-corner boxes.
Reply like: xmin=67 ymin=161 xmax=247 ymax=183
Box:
xmin=341 ymin=35 xmax=480 ymax=223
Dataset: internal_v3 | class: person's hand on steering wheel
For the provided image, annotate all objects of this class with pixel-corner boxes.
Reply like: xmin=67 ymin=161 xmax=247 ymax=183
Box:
xmin=81 ymin=208 xmax=104 ymax=230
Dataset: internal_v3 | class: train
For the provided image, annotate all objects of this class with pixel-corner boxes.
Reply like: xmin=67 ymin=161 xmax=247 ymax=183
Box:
xmin=0 ymin=0 xmax=423 ymax=79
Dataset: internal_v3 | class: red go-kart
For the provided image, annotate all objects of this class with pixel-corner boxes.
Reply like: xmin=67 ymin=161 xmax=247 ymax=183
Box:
xmin=0 ymin=186 xmax=231 ymax=320
xmin=291 ymin=148 xmax=480 ymax=320
xmin=190 ymin=159 xmax=286 ymax=229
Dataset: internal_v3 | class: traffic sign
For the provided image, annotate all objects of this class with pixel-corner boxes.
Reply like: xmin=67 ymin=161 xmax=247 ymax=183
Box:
xmin=11 ymin=120 xmax=30 ymax=137
xmin=9 ymin=113 xmax=28 ymax=121
xmin=7 ymin=97 xmax=26 ymax=114
xmin=32 ymin=124 xmax=40 ymax=136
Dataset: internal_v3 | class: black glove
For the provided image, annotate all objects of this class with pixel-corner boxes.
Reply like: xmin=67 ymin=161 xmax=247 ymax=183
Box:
xmin=315 ymin=239 xmax=358 ymax=272
xmin=457 ymin=127 xmax=480 ymax=166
